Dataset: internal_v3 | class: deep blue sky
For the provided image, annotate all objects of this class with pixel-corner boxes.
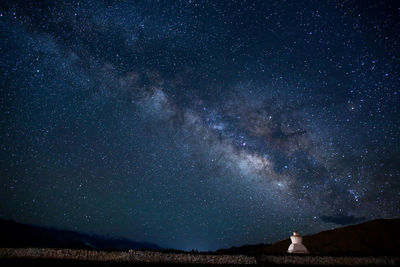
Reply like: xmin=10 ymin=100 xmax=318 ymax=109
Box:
xmin=0 ymin=0 xmax=399 ymax=251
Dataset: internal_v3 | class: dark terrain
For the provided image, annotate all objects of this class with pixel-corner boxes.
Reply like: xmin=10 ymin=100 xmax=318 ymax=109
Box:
xmin=0 ymin=259 xmax=249 ymax=267
xmin=1 ymin=218 xmax=400 ymax=266
xmin=218 ymin=218 xmax=400 ymax=256
xmin=0 ymin=218 xmax=162 ymax=251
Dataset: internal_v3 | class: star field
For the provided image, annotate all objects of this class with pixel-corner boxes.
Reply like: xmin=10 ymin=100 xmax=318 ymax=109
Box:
xmin=0 ymin=0 xmax=399 ymax=251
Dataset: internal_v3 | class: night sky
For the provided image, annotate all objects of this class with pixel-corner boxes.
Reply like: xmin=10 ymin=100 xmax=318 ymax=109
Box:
xmin=1 ymin=0 xmax=399 ymax=251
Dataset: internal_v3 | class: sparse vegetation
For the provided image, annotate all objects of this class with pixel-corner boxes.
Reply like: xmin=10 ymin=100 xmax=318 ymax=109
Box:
xmin=0 ymin=248 xmax=256 ymax=265
xmin=1 ymin=248 xmax=400 ymax=266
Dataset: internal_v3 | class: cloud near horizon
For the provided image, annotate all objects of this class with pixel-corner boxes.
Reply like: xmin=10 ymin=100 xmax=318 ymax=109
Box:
xmin=320 ymin=214 xmax=367 ymax=226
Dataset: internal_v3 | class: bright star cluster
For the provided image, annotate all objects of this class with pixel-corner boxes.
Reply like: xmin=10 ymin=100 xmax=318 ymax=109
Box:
xmin=0 ymin=0 xmax=399 ymax=251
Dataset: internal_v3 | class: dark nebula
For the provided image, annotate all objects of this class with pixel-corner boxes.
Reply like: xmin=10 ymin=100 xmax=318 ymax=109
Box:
xmin=0 ymin=0 xmax=399 ymax=251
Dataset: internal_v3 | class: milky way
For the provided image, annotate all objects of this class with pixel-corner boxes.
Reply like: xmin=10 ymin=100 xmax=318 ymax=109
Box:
xmin=0 ymin=1 xmax=399 ymax=251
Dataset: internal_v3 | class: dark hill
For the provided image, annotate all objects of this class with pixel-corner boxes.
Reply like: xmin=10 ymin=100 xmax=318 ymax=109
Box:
xmin=0 ymin=218 xmax=163 ymax=251
xmin=220 ymin=218 xmax=400 ymax=255
xmin=216 ymin=243 xmax=270 ymax=255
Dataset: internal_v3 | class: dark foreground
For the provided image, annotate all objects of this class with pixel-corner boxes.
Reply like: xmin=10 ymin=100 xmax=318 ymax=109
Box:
xmin=2 ymin=259 xmax=253 ymax=267
xmin=1 ymin=258 xmax=399 ymax=267
xmin=1 ymin=248 xmax=399 ymax=266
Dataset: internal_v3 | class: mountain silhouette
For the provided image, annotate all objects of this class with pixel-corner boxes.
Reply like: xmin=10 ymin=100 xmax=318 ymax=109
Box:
xmin=0 ymin=218 xmax=163 ymax=251
xmin=218 ymin=218 xmax=400 ymax=255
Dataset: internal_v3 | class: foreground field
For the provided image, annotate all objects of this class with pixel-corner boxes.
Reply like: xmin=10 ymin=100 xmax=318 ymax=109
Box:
xmin=1 ymin=259 xmax=250 ymax=267
xmin=0 ymin=248 xmax=255 ymax=265
xmin=1 ymin=248 xmax=399 ymax=266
